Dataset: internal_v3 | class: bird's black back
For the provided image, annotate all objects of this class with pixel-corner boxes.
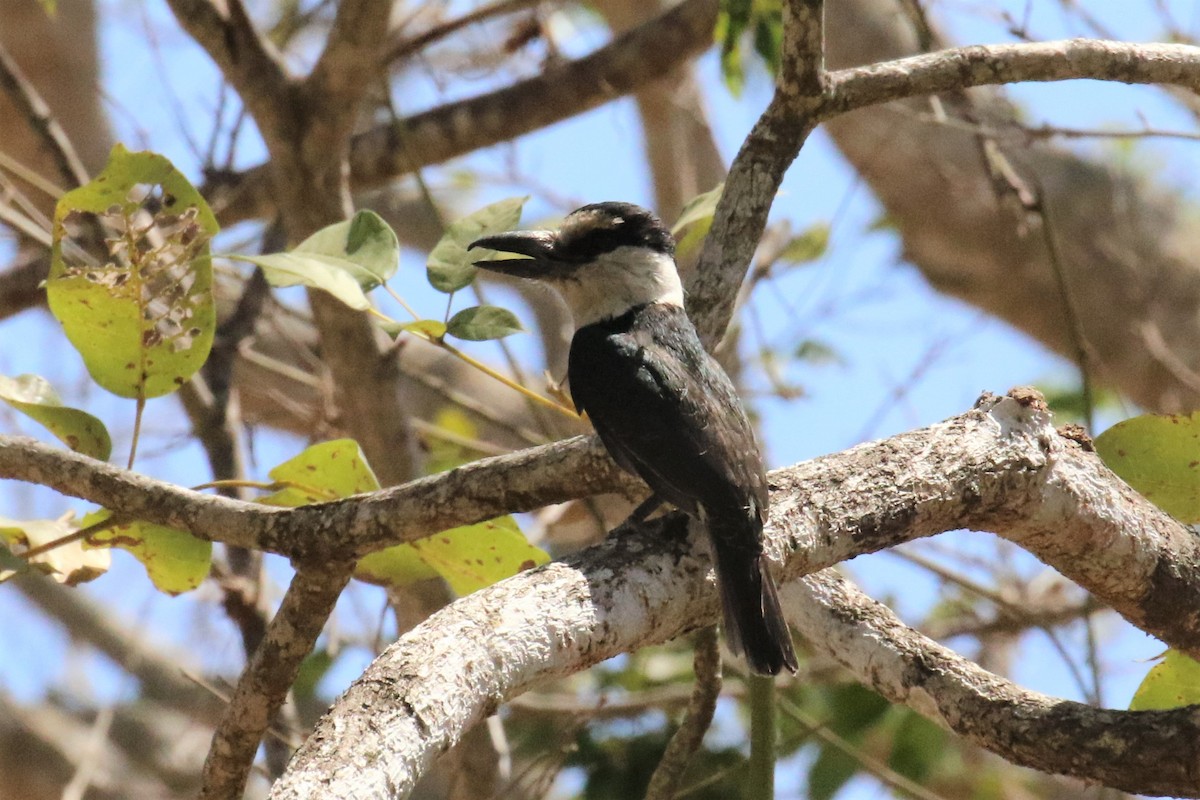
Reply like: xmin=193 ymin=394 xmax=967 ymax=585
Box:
xmin=568 ymin=303 xmax=768 ymax=530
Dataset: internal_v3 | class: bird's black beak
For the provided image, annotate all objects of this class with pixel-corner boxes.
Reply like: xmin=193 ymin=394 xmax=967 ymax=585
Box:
xmin=468 ymin=230 xmax=559 ymax=280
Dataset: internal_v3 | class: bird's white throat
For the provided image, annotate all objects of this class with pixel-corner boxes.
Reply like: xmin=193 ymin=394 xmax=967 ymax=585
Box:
xmin=555 ymin=246 xmax=685 ymax=328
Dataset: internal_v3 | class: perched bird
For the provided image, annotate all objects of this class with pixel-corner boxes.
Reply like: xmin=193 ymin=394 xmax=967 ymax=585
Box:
xmin=470 ymin=202 xmax=798 ymax=675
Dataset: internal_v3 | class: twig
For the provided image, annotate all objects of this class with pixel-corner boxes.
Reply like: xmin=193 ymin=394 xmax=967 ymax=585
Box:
xmin=384 ymin=0 xmax=540 ymax=64
xmin=645 ymin=626 xmax=721 ymax=800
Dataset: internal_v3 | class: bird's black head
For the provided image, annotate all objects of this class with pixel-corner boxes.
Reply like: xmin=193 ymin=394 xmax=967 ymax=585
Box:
xmin=468 ymin=202 xmax=684 ymax=326
xmin=555 ymin=202 xmax=675 ymax=261
xmin=467 ymin=202 xmax=675 ymax=280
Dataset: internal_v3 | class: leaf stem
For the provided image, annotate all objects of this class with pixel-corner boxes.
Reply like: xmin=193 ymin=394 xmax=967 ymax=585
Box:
xmin=434 ymin=337 xmax=579 ymax=420
xmin=128 ymin=395 xmax=145 ymax=470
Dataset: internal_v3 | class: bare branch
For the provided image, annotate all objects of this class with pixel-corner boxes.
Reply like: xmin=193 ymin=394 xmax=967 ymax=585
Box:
xmin=786 ymin=569 xmax=1200 ymax=797
xmin=163 ymin=0 xmax=294 ymax=140
xmin=0 ymin=433 xmax=629 ymax=559
xmin=644 ymin=626 xmax=721 ymax=800
xmin=205 ymin=0 xmax=719 ymax=226
xmin=689 ymin=0 xmax=826 ymax=344
xmin=827 ymin=39 xmax=1200 ymax=116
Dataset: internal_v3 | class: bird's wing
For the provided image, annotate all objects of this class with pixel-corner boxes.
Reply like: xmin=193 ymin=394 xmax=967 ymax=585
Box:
xmin=569 ymin=308 xmax=767 ymax=525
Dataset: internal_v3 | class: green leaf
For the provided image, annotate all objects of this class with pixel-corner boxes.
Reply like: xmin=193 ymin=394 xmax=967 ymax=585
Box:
xmin=672 ymin=184 xmax=724 ymax=262
xmin=230 ymin=211 xmax=399 ymax=311
xmin=445 ymin=305 xmax=523 ymax=341
xmin=358 ymin=516 xmax=549 ymax=596
xmin=807 ymin=743 xmax=859 ymax=800
xmin=1094 ymin=412 xmax=1200 ymax=523
xmin=716 ymin=0 xmax=751 ymax=95
xmin=672 ymin=183 xmax=725 ymax=235
xmin=47 ymin=144 xmax=217 ymax=400
xmin=259 ymin=439 xmax=382 ymax=506
xmin=293 ymin=649 xmax=336 ymax=703
xmin=1130 ymin=650 xmax=1200 ymax=710
xmin=0 ymin=514 xmax=110 ymax=585
xmin=0 ymin=542 xmax=28 ymax=584
xmin=0 ymin=373 xmax=112 ymax=460
xmin=793 ymin=339 xmax=843 ymax=367
xmin=83 ymin=510 xmax=211 ymax=595
xmin=427 ymin=197 xmax=528 ymax=293
xmin=780 ymin=223 xmax=830 ymax=265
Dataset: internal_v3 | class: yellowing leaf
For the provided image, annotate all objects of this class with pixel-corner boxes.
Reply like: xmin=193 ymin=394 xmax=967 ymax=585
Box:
xmin=1095 ymin=412 xmax=1200 ymax=523
xmin=1130 ymin=650 xmax=1200 ymax=710
xmin=259 ymin=439 xmax=381 ymax=506
xmin=0 ymin=373 xmax=112 ymax=460
xmin=672 ymin=184 xmax=724 ymax=262
xmin=83 ymin=510 xmax=211 ymax=595
xmin=47 ymin=144 xmax=217 ymax=400
xmin=358 ymin=516 xmax=548 ymax=596
xmin=0 ymin=514 xmax=110 ymax=585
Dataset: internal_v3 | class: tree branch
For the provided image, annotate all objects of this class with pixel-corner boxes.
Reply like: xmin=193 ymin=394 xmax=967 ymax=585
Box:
xmin=0 ymin=433 xmax=631 ymax=559
xmin=689 ymin=0 xmax=826 ymax=344
xmin=163 ymin=0 xmax=295 ymax=141
xmin=204 ymin=0 xmax=719 ymax=226
xmin=785 ymin=569 xmax=1200 ymax=797
xmin=691 ymin=35 xmax=1200 ymax=343
xmin=264 ymin=389 xmax=1200 ymax=799
xmin=199 ymin=560 xmax=355 ymax=799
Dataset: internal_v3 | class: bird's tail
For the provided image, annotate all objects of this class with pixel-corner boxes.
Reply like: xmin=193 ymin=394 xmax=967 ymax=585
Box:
xmin=711 ymin=527 xmax=798 ymax=676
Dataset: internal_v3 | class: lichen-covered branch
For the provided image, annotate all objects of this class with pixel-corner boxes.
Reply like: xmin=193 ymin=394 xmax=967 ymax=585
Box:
xmin=264 ymin=390 xmax=1200 ymax=798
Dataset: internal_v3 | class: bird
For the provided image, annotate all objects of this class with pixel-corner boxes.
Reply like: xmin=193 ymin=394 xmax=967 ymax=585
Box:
xmin=469 ymin=201 xmax=798 ymax=676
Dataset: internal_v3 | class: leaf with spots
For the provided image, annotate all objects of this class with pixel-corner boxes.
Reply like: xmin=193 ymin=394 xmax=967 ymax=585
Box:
xmin=0 ymin=373 xmax=112 ymax=460
xmin=47 ymin=144 xmax=217 ymax=400
xmin=258 ymin=439 xmax=381 ymax=507
xmin=427 ymin=197 xmax=528 ymax=293
xmin=1129 ymin=650 xmax=1200 ymax=710
xmin=0 ymin=514 xmax=110 ymax=586
xmin=358 ymin=516 xmax=549 ymax=596
xmin=230 ymin=210 xmax=399 ymax=311
xmin=1095 ymin=412 xmax=1200 ymax=523
xmin=82 ymin=510 xmax=211 ymax=595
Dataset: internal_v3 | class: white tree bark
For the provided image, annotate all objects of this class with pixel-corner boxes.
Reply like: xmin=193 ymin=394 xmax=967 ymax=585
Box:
xmin=265 ymin=390 xmax=1200 ymax=799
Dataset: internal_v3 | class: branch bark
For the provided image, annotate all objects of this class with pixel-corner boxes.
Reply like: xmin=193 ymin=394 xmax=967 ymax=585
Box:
xmin=263 ymin=389 xmax=1200 ymax=798
xmin=785 ymin=569 xmax=1200 ymax=797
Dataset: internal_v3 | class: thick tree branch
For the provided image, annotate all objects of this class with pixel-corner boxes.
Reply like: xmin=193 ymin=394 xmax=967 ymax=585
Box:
xmin=785 ymin=569 xmax=1200 ymax=797
xmin=264 ymin=390 xmax=1200 ymax=798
